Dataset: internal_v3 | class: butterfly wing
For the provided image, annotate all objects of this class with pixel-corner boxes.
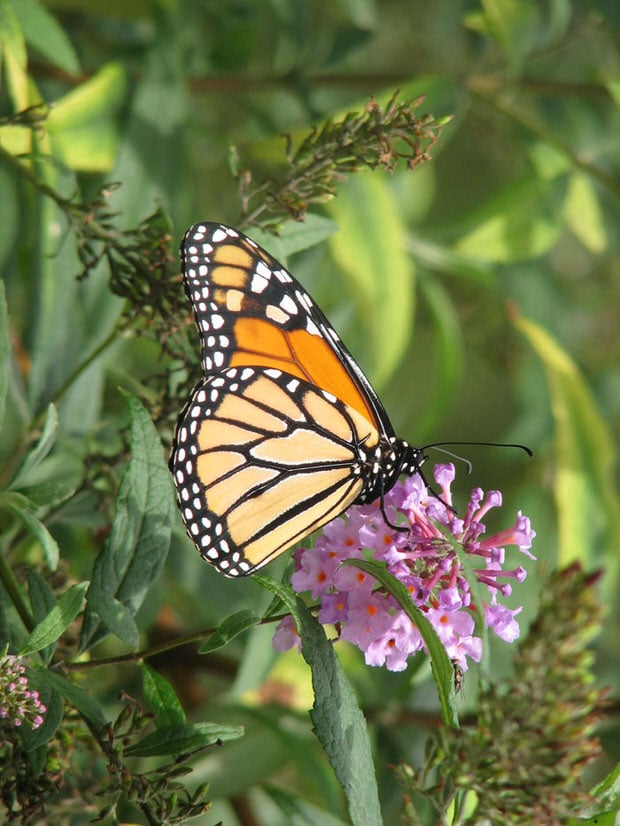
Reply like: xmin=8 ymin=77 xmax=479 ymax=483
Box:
xmin=171 ymin=222 xmax=399 ymax=577
xmin=172 ymin=366 xmax=379 ymax=576
xmin=180 ymin=222 xmax=394 ymax=438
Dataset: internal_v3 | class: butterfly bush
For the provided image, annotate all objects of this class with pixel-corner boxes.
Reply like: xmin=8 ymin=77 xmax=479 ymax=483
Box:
xmin=274 ymin=464 xmax=536 ymax=673
xmin=0 ymin=653 xmax=46 ymax=734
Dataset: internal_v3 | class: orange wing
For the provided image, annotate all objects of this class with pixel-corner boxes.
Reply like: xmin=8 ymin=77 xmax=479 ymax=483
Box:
xmin=170 ymin=222 xmax=410 ymax=577
xmin=181 ymin=223 xmax=393 ymax=432
xmin=171 ymin=366 xmax=378 ymax=576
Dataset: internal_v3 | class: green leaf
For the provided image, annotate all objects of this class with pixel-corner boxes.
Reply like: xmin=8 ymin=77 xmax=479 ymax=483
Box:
xmin=84 ymin=586 xmax=139 ymax=648
xmin=0 ymin=0 xmax=27 ymax=108
xmin=33 ymin=669 xmax=108 ymax=730
xmin=344 ymin=558 xmax=458 ymax=728
xmin=407 ymin=235 xmax=495 ymax=285
xmin=329 ymin=174 xmax=415 ymax=387
xmin=20 ymin=683 xmax=63 ymax=752
xmin=515 ymin=313 xmax=620 ymax=577
xmin=415 ymin=277 xmax=464 ymax=440
xmin=564 ymin=171 xmax=606 ymax=254
xmin=0 ymin=0 xmax=26 ymax=68
xmin=0 ymin=491 xmax=60 ymax=569
xmin=254 ymin=575 xmax=383 ymax=826
xmin=26 ymin=570 xmax=57 ymax=665
xmin=80 ymin=392 xmax=174 ymax=651
xmin=11 ymin=0 xmax=80 ymax=75
xmin=47 ymin=62 xmax=127 ymax=172
xmin=476 ymin=0 xmax=542 ymax=70
xmin=299 ymin=601 xmax=383 ymax=826
xmin=20 ymin=581 xmax=89 ymax=656
xmin=0 ymin=280 xmax=9 ymax=428
xmin=125 ymin=722 xmax=244 ymax=758
xmin=455 ymin=175 xmax=564 ymax=263
xmin=199 ymin=609 xmax=260 ymax=654
xmin=250 ymin=214 xmax=338 ymax=261
xmin=141 ymin=664 xmax=186 ymax=729
xmin=9 ymin=403 xmax=58 ymax=489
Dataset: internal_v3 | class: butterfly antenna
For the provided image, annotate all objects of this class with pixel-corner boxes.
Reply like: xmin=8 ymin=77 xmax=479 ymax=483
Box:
xmin=423 ymin=440 xmax=533 ymax=458
xmin=425 ymin=446 xmax=473 ymax=474
xmin=413 ymin=441 xmax=532 ymax=514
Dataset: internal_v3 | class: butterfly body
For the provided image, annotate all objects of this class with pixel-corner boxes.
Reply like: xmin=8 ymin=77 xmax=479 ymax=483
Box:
xmin=170 ymin=223 xmax=423 ymax=577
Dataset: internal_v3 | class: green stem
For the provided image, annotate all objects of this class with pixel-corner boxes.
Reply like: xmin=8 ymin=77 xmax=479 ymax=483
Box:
xmin=44 ymin=324 xmax=124 ymax=416
xmin=469 ymin=78 xmax=620 ymax=200
xmin=64 ymin=606 xmax=307 ymax=670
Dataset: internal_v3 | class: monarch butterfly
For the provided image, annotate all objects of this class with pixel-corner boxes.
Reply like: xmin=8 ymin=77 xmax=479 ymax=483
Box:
xmin=170 ymin=222 xmax=425 ymax=577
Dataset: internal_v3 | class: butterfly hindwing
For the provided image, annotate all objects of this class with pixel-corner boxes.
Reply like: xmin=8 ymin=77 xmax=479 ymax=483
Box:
xmin=172 ymin=365 xmax=378 ymax=576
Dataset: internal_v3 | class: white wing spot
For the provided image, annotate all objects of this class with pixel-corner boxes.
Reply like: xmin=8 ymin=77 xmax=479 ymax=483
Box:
xmin=251 ymin=273 xmax=269 ymax=294
xmin=266 ymin=305 xmax=289 ymax=324
xmin=280 ymin=294 xmax=298 ymax=314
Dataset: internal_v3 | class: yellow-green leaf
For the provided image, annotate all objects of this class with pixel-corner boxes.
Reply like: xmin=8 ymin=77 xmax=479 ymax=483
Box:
xmin=514 ymin=312 xmax=620 ymax=578
xmin=329 ymin=174 xmax=415 ymax=387
xmin=455 ymin=176 xmax=563 ymax=263
xmin=564 ymin=172 xmax=606 ymax=254
xmin=47 ymin=62 xmax=126 ymax=171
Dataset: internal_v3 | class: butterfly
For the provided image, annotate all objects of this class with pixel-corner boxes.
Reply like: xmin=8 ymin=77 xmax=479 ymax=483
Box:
xmin=169 ymin=222 xmax=425 ymax=577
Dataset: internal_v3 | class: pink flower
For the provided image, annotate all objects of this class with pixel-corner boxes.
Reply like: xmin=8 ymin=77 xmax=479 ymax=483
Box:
xmin=0 ymin=653 xmax=46 ymax=733
xmin=274 ymin=464 xmax=535 ymax=673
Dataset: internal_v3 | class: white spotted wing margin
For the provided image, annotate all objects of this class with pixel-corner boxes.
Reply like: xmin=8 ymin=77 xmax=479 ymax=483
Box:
xmin=170 ymin=365 xmax=381 ymax=577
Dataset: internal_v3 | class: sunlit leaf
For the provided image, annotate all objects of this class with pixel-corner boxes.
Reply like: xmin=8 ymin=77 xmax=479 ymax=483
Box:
xmin=47 ymin=62 xmax=127 ymax=171
xmin=0 ymin=0 xmax=28 ymax=108
xmin=564 ymin=172 xmax=606 ymax=254
xmin=455 ymin=176 xmax=564 ymax=262
xmin=514 ymin=312 xmax=620 ymax=578
xmin=329 ymin=174 xmax=415 ymax=387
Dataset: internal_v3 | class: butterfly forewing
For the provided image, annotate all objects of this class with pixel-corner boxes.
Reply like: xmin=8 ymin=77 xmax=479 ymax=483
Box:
xmin=181 ymin=223 xmax=392 ymax=430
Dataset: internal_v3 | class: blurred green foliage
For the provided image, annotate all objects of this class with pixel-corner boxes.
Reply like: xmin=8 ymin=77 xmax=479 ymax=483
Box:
xmin=1 ymin=0 xmax=619 ymax=823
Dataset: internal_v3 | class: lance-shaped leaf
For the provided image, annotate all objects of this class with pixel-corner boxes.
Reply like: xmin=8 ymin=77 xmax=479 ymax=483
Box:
xmin=141 ymin=664 xmax=186 ymax=729
xmin=254 ymin=575 xmax=384 ymax=826
xmin=125 ymin=722 xmax=244 ymax=758
xmin=344 ymin=558 xmax=459 ymax=728
xmin=80 ymin=392 xmax=174 ymax=650
xmin=20 ymin=581 xmax=88 ymax=656
xmin=515 ymin=312 xmax=620 ymax=580
xmin=199 ymin=610 xmax=260 ymax=654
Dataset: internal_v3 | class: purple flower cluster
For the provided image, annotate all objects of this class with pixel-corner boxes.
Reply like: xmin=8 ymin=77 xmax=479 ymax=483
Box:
xmin=0 ymin=653 xmax=46 ymax=734
xmin=274 ymin=464 xmax=536 ymax=673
